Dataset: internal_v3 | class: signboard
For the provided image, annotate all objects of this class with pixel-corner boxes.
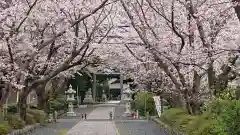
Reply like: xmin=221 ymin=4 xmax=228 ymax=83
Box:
xmin=153 ymin=96 xmax=161 ymax=117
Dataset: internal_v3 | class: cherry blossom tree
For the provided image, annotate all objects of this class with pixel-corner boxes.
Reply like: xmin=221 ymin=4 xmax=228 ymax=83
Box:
xmin=0 ymin=0 xmax=112 ymax=119
xmin=2 ymin=0 xmax=240 ymax=119
xmin=119 ymin=0 xmax=240 ymax=114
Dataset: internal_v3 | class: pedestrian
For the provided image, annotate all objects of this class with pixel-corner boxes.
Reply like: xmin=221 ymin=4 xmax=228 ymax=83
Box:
xmin=81 ymin=113 xmax=84 ymax=119
xmin=109 ymin=111 xmax=112 ymax=120
xmin=84 ymin=113 xmax=87 ymax=119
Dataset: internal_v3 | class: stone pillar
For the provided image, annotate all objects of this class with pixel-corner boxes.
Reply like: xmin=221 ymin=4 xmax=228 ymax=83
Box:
xmin=120 ymin=74 xmax=123 ymax=100
xmin=92 ymin=74 xmax=96 ymax=103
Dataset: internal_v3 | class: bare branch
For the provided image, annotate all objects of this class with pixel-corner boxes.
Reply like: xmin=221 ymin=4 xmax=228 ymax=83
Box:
xmin=170 ymin=0 xmax=185 ymax=53
xmin=125 ymin=44 xmax=144 ymax=63
xmin=16 ymin=0 xmax=38 ymax=33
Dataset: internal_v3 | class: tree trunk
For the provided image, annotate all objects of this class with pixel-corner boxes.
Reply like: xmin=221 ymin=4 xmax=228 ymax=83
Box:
xmin=0 ymin=83 xmax=10 ymax=106
xmin=190 ymin=101 xmax=201 ymax=115
xmin=233 ymin=0 xmax=240 ymax=22
xmin=169 ymin=96 xmax=186 ymax=109
xmin=35 ymin=84 xmax=47 ymax=110
xmin=36 ymin=91 xmax=48 ymax=111
xmin=0 ymin=83 xmax=11 ymax=120
xmin=19 ymin=87 xmax=30 ymax=121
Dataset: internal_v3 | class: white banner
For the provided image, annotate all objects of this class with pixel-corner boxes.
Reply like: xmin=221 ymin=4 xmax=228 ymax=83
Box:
xmin=153 ymin=96 xmax=161 ymax=117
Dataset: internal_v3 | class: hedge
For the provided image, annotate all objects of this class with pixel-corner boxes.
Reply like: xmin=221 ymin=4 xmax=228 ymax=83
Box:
xmin=7 ymin=104 xmax=18 ymax=114
xmin=48 ymin=96 xmax=75 ymax=113
xmin=159 ymin=99 xmax=240 ymax=135
xmin=7 ymin=103 xmax=41 ymax=114
xmin=5 ymin=114 xmax=25 ymax=130
xmin=0 ymin=124 xmax=10 ymax=135
xmin=25 ymin=113 xmax=36 ymax=125
xmin=27 ymin=109 xmax=47 ymax=125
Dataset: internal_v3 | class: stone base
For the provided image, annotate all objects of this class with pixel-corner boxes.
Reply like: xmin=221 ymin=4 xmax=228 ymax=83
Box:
xmin=83 ymin=98 xmax=94 ymax=104
xmin=67 ymin=112 xmax=76 ymax=116
xmin=123 ymin=112 xmax=132 ymax=117
xmin=124 ymin=111 xmax=131 ymax=114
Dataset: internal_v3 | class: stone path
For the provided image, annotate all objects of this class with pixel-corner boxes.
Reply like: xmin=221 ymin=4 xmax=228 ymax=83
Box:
xmin=28 ymin=103 xmax=167 ymax=135
xmin=66 ymin=107 xmax=118 ymax=135
xmin=27 ymin=107 xmax=95 ymax=135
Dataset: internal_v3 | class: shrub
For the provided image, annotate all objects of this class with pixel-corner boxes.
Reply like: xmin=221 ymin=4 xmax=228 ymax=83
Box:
xmin=49 ymin=98 xmax=68 ymax=112
xmin=27 ymin=109 xmax=47 ymax=125
xmin=186 ymin=111 xmax=215 ymax=135
xmin=50 ymin=100 xmax=62 ymax=111
xmin=7 ymin=104 xmax=17 ymax=114
xmin=29 ymin=105 xmax=38 ymax=110
xmin=25 ymin=113 xmax=36 ymax=125
xmin=161 ymin=100 xmax=240 ymax=135
xmin=133 ymin=92 xmax=156 ymax=116
xmin=160 ymin=108 xmax=216 ymax=135
xmin=0 ymin=124 xmax=10 ymax=135
xmin=160 ymin=108 xmax=193 ymax=131
xmin=6 ymin=114 xmax=25 ymax=129
xmin=207 ymin=100 xmax=240 ymax=135
xmin=130 ymin=101 xmax=135 ymax=110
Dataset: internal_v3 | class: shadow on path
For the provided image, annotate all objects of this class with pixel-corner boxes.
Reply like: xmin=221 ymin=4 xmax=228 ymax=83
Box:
xmin=116 ymin=120 xmax=168 ymax=135
xmin=27 ymin=107 xmax=95 ymax=135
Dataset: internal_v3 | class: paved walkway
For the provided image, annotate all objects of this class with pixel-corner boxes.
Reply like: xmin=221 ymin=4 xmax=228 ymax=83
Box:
xmin=27 ymin=107 xmax=95 ymax=135
xmin=66 ymin=107 xmax=118 ymax=135
xmin=27 ymin=103 xmax=167 ymax=135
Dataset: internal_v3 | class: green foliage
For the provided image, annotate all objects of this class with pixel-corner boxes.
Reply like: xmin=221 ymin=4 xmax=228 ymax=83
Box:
xmin=56 ymin=96 xmax=68 ymax=109
xmin=70 ymin=71 xmax=92 ymax=103
xmin=0 ymin=124 xmax=10 ymax=135
xmin=160 ymin=108 xmax=192 ymax=131
xmin=50 ymin=100 xmax=64 ymax=112
xmin=215 ymin=87 xmax=236 ymax=100
xmin=186 ymin=112 xmax=215 ymax=135
xmin=236 ymin=87 xmax=240 ymax=99
xmin=6 ymin=114 xmax=25 ymax=129
xmin=133 ymin=92 xmax=156 ymax=116
xmin=27 ymin=109 xmax=47 ymax=125
xmin=25 ymin=113 xmax=36 ymax=125
xmin=47 ymin=93 xmax=68 ymax=113
xmin=206 ymin=100 xmax=240 ymax=135
xmin=160 ymin=100 xmax=240 ymax=135
xmin=71 ymin=71 xmax=92 ymax=94
xmin=7 ymin=103 xmax=17 ymax=114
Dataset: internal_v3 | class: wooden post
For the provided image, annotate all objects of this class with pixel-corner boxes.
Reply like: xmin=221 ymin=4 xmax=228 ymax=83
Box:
xmin=120 ymin=74 xmax=123 ymax=100
xmin=16 ymin=91 xmax=19 ymax=103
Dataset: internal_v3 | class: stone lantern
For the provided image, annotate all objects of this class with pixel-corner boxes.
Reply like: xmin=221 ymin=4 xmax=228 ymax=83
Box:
xmin=65 ymin=85 xmax=76 ymax=116
xmin=123 ymin=87 xmax=134 ymax=116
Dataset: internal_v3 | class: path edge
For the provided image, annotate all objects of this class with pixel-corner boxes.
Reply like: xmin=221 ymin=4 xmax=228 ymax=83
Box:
xmin=150 ymin=117 xmax=184 ymax=135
